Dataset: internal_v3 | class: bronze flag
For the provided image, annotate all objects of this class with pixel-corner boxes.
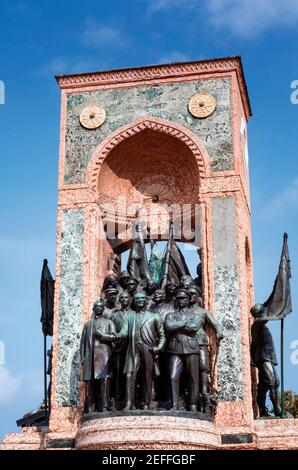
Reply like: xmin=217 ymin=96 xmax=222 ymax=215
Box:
xmin=262 ymin=233 xmax=292 ymax=321
xmin=40 ymin=259 xmax=55 ymax=336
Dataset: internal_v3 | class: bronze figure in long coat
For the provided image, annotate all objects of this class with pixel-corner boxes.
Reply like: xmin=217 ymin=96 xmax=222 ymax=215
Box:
xmin=98 ymin=292 xmax=166 ymax=410
xmin=80 ymin=300 xmax=116 ymax=412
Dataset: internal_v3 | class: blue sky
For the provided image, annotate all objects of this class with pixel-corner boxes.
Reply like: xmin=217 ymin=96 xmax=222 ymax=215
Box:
xmin=0 ymin=0 xmax=298 ymax=439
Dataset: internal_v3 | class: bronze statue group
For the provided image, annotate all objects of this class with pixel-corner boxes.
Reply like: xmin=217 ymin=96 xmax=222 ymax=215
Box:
xmin=80 ymin=219 xmax=284 ymax=419
xmin=80 ymin=270 xmax=223 ymax=416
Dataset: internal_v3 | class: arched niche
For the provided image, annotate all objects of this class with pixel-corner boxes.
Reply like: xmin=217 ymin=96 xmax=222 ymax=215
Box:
xmin=87 ymin=117 xmax=209 ymax=247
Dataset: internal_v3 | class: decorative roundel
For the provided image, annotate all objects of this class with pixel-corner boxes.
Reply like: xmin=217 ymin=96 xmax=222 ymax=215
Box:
xmin=79 ymin=105 xmax=106 ymax=129
xmin=188 ymin=93 xmax=216 ymax=119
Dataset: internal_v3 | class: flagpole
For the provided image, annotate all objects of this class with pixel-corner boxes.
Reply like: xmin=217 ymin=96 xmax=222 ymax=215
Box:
xmin=44 ymin=332 xmax=48 ymax=421
xmin=280 ymin=317 xmax=284 ymax=418
xmin=161 ymin=219 xmax=173 ymax=288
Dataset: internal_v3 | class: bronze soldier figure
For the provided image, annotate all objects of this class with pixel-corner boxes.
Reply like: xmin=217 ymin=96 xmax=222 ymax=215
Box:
xmin=188 ymin=285 xmax=223 ymax=413
xmin=101 ymin=273 xmax=119 ymax=292
xmin=80 ymin=300 xmax=116 ymax=412
xmin=126 ymin=277 xmax=139 ymax=298
xmin=103 ymin=287 xmax=119 ymax=318
xmin=180 ymin=275 xmax=195 ymax=291
xmin=138 ymin=278 xmax=157 ymax=297
xmin=250 ymin=303 xmax=281 ymax=417
xmin=117 ymin=270 xmax=131 ymax=293
xmin=165 ymin=289 xmax=201 ymax=411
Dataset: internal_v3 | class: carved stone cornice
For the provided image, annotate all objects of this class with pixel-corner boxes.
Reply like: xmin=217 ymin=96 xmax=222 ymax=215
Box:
xmin=200 ymin=175 xmax=241 ymax=194
xmin=58 ymin=187 xmax=97 ymax=207
xmin=56 ymin=56 xmax=252 ymax=120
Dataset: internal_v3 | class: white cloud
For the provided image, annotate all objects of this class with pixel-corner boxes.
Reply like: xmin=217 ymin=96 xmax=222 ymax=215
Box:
xmin=0 ymin=366 xmax=22 ymax=403
xmin=158 ymin=51 xmax=192 ymax=64
xmin=146 ymin=0 xmax=197 ymax=16
xmin=0 ymin=341 xmax=4 ymax=366
xmin=39 ymin=57 xmax=69 ymax=76
xmin=38 ymin=57 xmax=101 ymax=77
xmin=40 ymin=21 xmax=128 ymax=77
xmin=146 ymin=0 xmax=298 ymax=37
xmin=0 ymin=365 xmax=43 ymax=405
xmin=207 ymin=0 xmax=298 ymax=37
xmin=264 ymin=177 xmax=298 ymax=217
xmin=81 ymin=20 xmax=125 ymax=48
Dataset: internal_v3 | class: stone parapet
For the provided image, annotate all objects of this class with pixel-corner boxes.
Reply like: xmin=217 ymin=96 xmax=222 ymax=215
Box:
xmin=253 ymin=418 xmax=298 ymax=450
xmin=0 ymin=427 xmax=48 ymax=451
xmin=2 ymin=418 xmax=298 ymax=450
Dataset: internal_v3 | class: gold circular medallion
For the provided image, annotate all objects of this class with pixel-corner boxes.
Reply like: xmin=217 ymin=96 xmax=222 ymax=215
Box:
xmin=79 ymin=105 xmax=106 ymax=129
xmin=188 ymin=93 xmax=216 ymax=118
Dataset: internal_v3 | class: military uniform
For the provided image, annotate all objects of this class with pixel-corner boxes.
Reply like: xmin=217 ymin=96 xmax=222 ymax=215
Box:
xmin=165 ymin=309 xmax=201 ymax=409
xmin=251 ymin=318 xmax=280 ymax=417
xmin=188 ymin=305 xmax=222 ymax=412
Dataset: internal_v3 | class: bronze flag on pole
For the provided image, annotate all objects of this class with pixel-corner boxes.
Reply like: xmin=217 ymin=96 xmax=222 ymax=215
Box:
xmin=127 ymin=218 xmax=152 ymax=283
xmin=40 ymin=259 xmax=55 ymax=336
xmin=262 ymin=233 xmax=292 ymax=321
xmin=161 ymin=222 xmax=190 ymax=288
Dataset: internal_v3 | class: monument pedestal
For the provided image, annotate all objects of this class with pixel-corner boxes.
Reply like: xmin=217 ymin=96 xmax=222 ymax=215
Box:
xmin=2 ymin=418 xmax=298 ymax=450
xmin=76 ymin=414 xmax=219 ymax=450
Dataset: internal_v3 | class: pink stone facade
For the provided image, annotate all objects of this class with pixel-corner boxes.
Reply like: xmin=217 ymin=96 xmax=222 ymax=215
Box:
xmin=2 ymin=418 xmax=298 ymax=450
xmin=2 ymin=57 xmax=297 ymax=450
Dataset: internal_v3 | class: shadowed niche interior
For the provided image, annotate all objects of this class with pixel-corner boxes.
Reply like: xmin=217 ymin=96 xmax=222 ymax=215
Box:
xmin=98 ymin=128 xmax=201 ymax=206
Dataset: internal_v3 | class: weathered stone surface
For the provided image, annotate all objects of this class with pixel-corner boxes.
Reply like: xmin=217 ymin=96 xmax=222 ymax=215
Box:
xmin=57 ymin=209 xmax=84 ymax=406
xmin=46 ymin=438 xmax=75 ymax=449
xmin=65 ymin=78 xmax=232 ymax=184
xmin=212 ymin=197 xmax=243 ymax=401
xmin=2 ymin=419 xmax=298 ymax=450
xmin=75 ymin=415 xmax=220 ymax=450
xmin=221 ymin=433 xmax=253 ymax=444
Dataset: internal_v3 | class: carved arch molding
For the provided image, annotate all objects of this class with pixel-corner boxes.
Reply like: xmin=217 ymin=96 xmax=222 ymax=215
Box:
xmin=87 ymin=116 xmax=210 ymax=191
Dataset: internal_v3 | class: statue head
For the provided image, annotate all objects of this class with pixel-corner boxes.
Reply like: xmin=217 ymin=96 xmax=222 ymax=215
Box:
xmin=93 ymin=300 xmax=105 ymax=317
xmin=105 ymin=287 xmax=118 ymax=304
xmin=153 ymin=289 xmax=165 ymax=304
xmin=133 ymin=292 xmax=147 ymax=309
xmin=119 ymin=291 xmax=131 ymax=308
xmin=118 ymin=270 xmax=130 ymax=289
xmin=144 ymin=278 xmax=157 ymax=295
xmin=250 ymin=303 xmax=265 ymax=319
xmin=188 ymin=285 xmax=201 ymax=305
xmin=165 ymin=281 xmax=178 ymax=297
xmin=180 ymin=275 xmax=194 ymax=290
xmin=175 ymin=289 xmax=190 ymax=309
xmin=126 ymin=277 xmax=138 ymax=294
xmin=103 ymin=274 xmax=118 ymax=290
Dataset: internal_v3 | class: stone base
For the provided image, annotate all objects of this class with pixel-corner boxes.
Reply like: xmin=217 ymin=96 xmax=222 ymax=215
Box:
xmin=0 ymin=427 xmax=49 ymax=450
xmin=1 ymin=418 xmax=298 ymax=450
xmin=254 ymin=418 xmax=298 ymax=450
xmin=76 ymin=415 xmax=218 ymax=450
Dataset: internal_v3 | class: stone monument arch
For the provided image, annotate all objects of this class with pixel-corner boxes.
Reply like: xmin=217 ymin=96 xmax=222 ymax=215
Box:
xmin=87 ymin=115 xmax=210 ymax=283
xmin=47 ymin=58 xmax=256 ymax=449
xmin=7 ymin=57 xmax=296 ymax=450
